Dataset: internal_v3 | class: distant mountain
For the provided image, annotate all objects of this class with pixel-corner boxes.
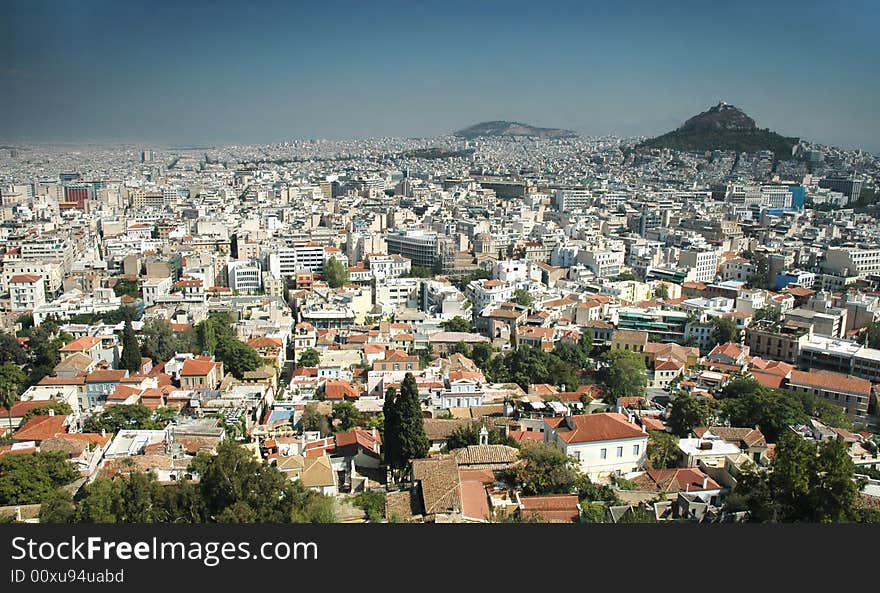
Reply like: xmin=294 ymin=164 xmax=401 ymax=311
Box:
xmin=638 ymin=102 xmax=799 ymax=157
xmin=454 ymin=121 xmax=577 ymax=140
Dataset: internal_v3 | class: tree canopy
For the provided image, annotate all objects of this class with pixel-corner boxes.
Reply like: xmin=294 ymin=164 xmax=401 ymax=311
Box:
xmin=498 ymin=442 xmax=579 ymax=496
xmin=646 ymin=430 xmax=680 ymax=469
xmin=41 ymin=441 xmax=337 ymax=524
xmin=512 ymin=288 xmax=533 ymax=307
xmin=710 ymin=317 xmax=738 ymax=347
xmin=668 ymin=395 xmax=715 ymax=437
xmin=483 ymin=345 xmax=581 ymax=392
xmin=297 ymin=348 xmax=321 ymax=368
xmin=323 ymin=257 xmax=349 ymax=288
xmin=441 ymin=316 xmax=471 ymax=333
xmin=597 ymin=350 xmax=647 ymax=404
xmin=139 ymin=318 xmax=196 ymax=364
xmin=193 ymin=311 xmax=260 ymax=378
xmin=83 ymin=404 xmax=165 ymax=433
xmin=729 ymin=433 xmax=868 ymax=522
xmin=0 ymin=451 xmax=79 ymax=506
xmin=113 ymin=277 xmax=141 ymax=299
xmin=0 ymin=333 xmax=27 ymax=365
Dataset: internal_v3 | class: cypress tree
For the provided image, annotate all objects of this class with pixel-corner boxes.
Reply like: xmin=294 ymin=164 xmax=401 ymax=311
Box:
xmin=396 ymin=373 xmax=429 ymax=463
xmin=382 ymin=387 xmax=401 ymax=470
xmin=120 ymin=318 xmax=142 ymax=373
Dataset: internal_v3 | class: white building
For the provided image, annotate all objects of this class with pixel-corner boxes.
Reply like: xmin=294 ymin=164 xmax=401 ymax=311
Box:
xmin=269 ymin=242 xmax=326 ymax=276
xmin=823 ymin=247 xmax=880 ymax=278
xmin=227 ymin=259 xmax=262 ymax=294
xmin=679 ymin=248 xmax=721 ymax=283
xmin=579 ymin=249 xmax=624 ymax=279
xmin=375 ymin=277 xmax=421 ymax=309
xmin=9 ymin=274 xmax=46 ymax=312
xmin=544 ymin=413 xmax=648 ymax=481
xmin=142 ymin=276 xmax=172 ymax=307
xmin=466 ymin=279 xmax=515 ymax=314
xmin=366 ymin=253 xmax=411 ymax=280
xmin=554 ymin=189 xmax=592 ymax=212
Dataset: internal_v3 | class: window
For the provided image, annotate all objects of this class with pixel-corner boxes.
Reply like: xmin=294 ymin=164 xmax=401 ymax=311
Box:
xmin=617 ymin=446 xmax=624 ymax=458
xmin=633 ymin=444 xmax=640 ymax=456
xmin=600 ymin=448 xmax=607 ymax=460
xmin=574 ymin=451 xmax=581 ymax=461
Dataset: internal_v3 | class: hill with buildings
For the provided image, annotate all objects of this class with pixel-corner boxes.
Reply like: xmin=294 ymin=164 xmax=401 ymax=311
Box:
xmin=639 ymin=102 xmax=799 ymax=157
xmin=454 ymin=121 xmax=578 ymax=140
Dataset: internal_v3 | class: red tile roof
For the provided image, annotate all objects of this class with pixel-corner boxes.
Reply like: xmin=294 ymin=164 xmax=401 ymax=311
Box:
xmin=181 ymin=357 xmax=220 ymax=376
xmin=13 ymin=415 xmax=68 ymax=442
xmin=60 ymin=336 xmax=102 ymax=352
xmin=551 ymin=413 xmax=646 ymax=444
xmin=788 ymin=369 xmax=871 ymax=395
xmin=9 ymin=274 xmax=42 ymax=284
xmin=519 ymin=495 xmax=580 ymax=522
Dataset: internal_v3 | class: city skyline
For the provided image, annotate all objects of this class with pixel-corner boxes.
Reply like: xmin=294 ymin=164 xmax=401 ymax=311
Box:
xmin=2 ymin=0 xmax=879 ymax=152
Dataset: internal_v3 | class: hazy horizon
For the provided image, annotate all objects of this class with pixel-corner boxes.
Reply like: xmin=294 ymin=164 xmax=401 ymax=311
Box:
xmin=2 ymin=0 xmax=878 ymax=152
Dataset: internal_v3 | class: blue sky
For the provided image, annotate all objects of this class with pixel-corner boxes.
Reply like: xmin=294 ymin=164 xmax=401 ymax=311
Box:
xmin=1 ymin=0 xmax=878 ymax=151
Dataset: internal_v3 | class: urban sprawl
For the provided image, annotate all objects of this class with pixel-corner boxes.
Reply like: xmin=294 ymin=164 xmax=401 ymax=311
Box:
xmin=1 ymin=106 xmax=879 ymax=524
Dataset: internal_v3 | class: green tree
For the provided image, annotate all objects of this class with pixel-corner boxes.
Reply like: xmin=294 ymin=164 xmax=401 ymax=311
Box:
xmin=498 ymin=442 xmax=579 ymax=495
xmin=83 ymin=404 xmax=160 ymax=433
xmin=406 ymin=265 xmax=434 ymax=278
xmin=646 ymin=430 xmax=680 ymax=469
xmin=470 ymin=342 xmax=494 ymax=369
xmin=451 ymin=341 xmax=472 ymax=358
xmin=575 ymin=475 xmax=620 ymax=504
xmin=396 ymin=373 xmax=429 ymax=463
xmin=580 ymin=502 xmax=607 ymax=523
xmin=351 ymin=490 xmax=386 ymax=522
xmin=748 ymin=251 xmax=769 ymax=289
xmin=719 ymin=379 xmax=807 ymax=442
xmin=302 ymin=403 xmax=331 ymax=436
xmin=578 ymin=331 xmax=594 ymax=357
xmin=297 ymin=348 xmax=321 ymax=368
xmin=74 ymin=478 xmax=122 ymax=523
xmin=39 ymin=488 xmax=76 ymax=523
xmin=554 ymin=340 xmax=589 ymax=369
xmin=484 ymin=345 xmax=580 ymax=392
xmin=215 ymin=336 xmax=260 ymax=379
xmin=668 ymin=395 xmax=715 ymax=437
xmin=332 ymin=401 xmax=362 ymax=432
xmin=113 ymin=277 xmax=141 ymax=299
xmin=598 ymin=350 xmax=647 ymax=404
xmin=513 ymin=288 xmax=533 ymax=307
xmin=0 ymin=363 xmax=25 ymax=431
xmin=441 ymin=316 xmax=471 ymax=333
xmin=0 ymin=333 xmax=27 ymax=365
xmin=654 ymin=283 xmax=669 ymax=300
xmin=323 ymin=257 xmax=349 ymax=288
xmin=0 ymin=451 xmax=80 ymax=505
xmin=753 ymin=306 xmax=781 ymax=323
xmin=365 ymin=412 xmax=385 ymax=441
xmin=119 ymin=318 xmax=142 ymax=373
xmin=797 ymin=391 xmax=852 ymax=429
xmin=731 ymin=433 xmax=865 ymax=522
xmin=140 ymin=318 xmax=195 ymax=363
xmin=383 ymin=375 xmax=428 ymax=473
xmin=859 ymin=321 xmax=880 ymax=349
xmin=193 ymin=440 xmax=333 ymax=523
xmin=710 ymin=317 xmax=738 ymax=346
xmin=382 ymin=387 xmax=401 ymax=472
xmin=21 ymin=402 xmax=72 ymax=424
